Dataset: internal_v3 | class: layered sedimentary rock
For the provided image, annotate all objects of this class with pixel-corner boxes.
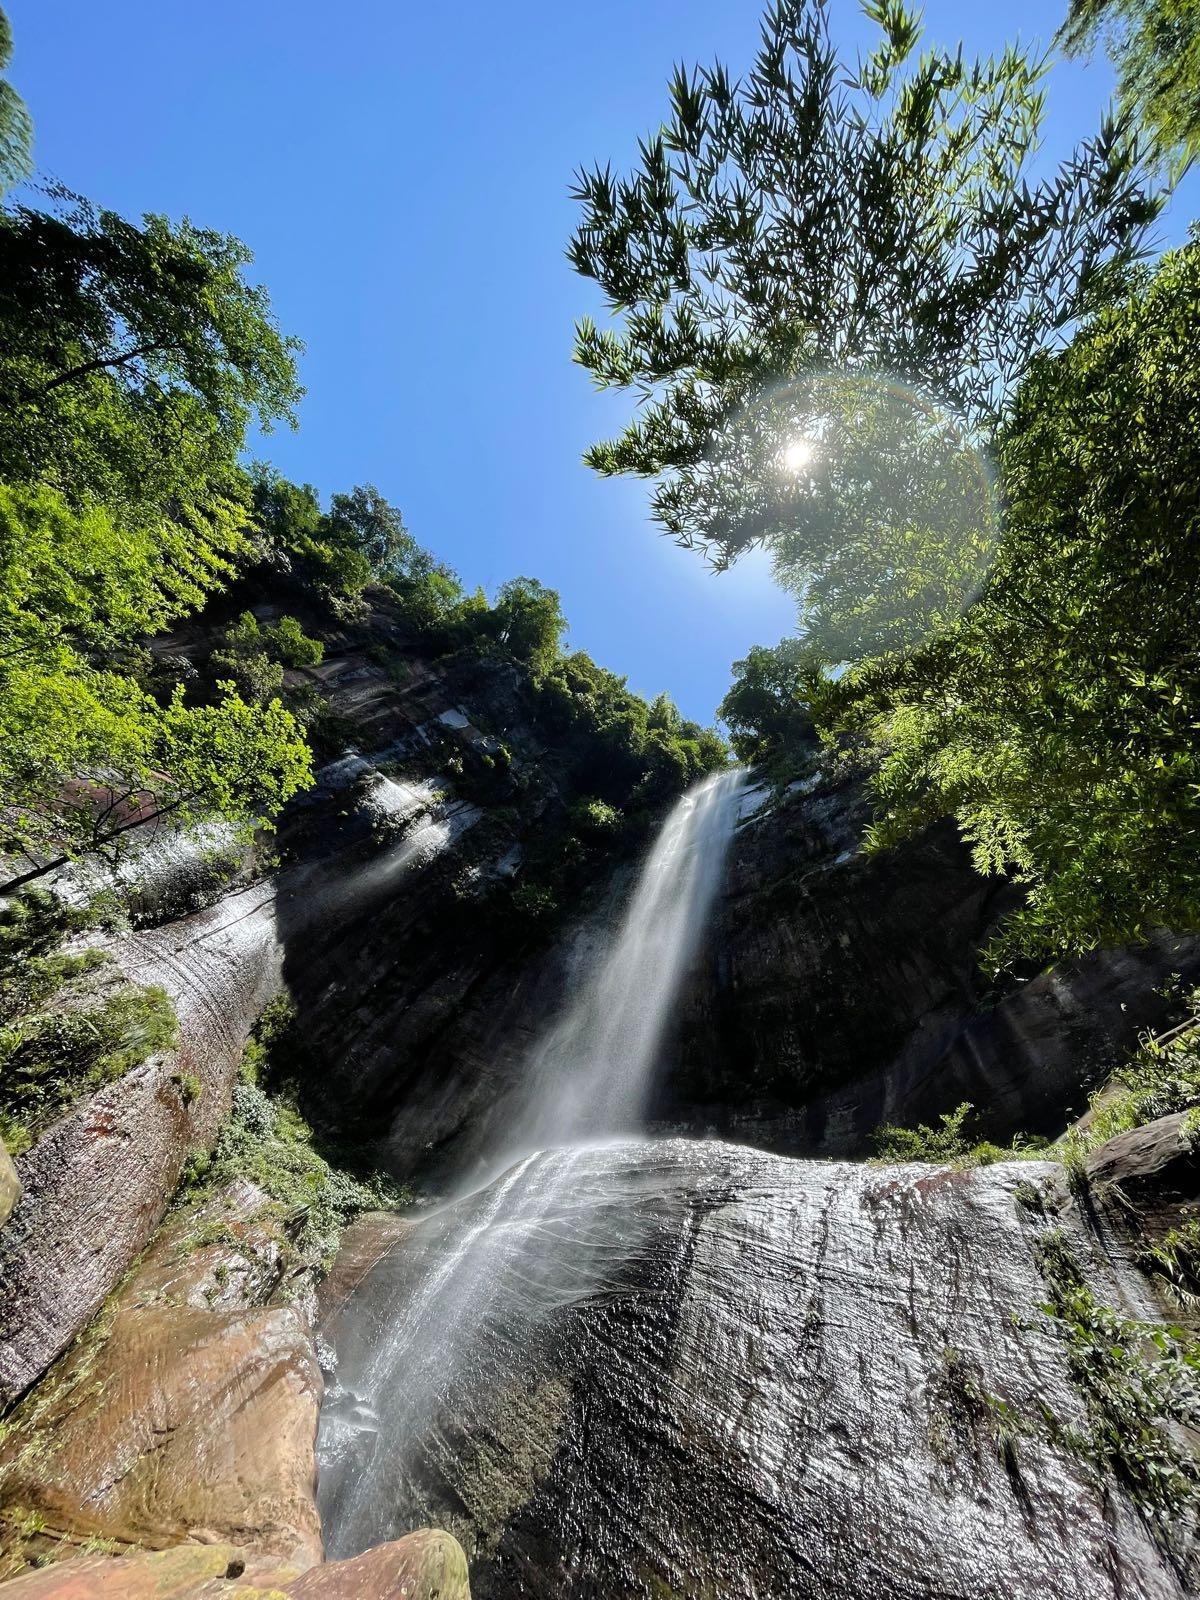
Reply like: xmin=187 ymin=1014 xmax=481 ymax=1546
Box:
xmin=0 ymin=593 xmax=559 ymax=1402
xmin=0 ymin=1180 xmax=323 ymax=1569
xmin=318 ymin=1137 xmax=1190 ymax=1600
xmin=0 ymin=885 xmax=282 ymax=1406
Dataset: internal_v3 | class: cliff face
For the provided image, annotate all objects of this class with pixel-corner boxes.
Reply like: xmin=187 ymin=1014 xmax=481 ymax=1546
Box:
xmin=0 ymin=1178 xmax=324 ymax=1571
xmin=3 ymin=600 xmax=1199 ymax=1598
xmin=0 ymin=881 xmax=282 ymax=1405
xmin=6 ymin=628 xmax=1196 ymax=1415
xmin=0 ymin=592 xmax=581 ymax=1404
xmin=317 ymin=1138 xmax=1195 ymax=1600
xmin=665 ymin=763 xmax=1200 ymax=1154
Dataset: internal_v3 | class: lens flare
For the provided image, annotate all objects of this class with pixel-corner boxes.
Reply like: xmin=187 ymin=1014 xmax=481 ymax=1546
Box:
xmin=782 ymin=437 xmax=816 ymax=475
xmin=711 ymin=370 xmax=1000 ymax=659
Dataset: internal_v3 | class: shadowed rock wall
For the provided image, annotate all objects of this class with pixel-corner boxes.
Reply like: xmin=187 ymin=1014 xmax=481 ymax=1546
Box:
xmin=666 ymin=767 xmax=1200 ymax=1154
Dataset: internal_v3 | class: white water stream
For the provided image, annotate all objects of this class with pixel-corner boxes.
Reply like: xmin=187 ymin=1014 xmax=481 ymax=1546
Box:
xmin=317 ymin=767 xmax=747 ymax=1554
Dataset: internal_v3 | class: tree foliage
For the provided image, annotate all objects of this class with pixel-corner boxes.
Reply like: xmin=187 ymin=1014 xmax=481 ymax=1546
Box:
xmin=0 ymin=197 xmax=302 ymax=526
xmin=718 ymin=639 xmax=822 ymax=763
xmin=569 ymin=0 xmax=1158 ymax=657
xmin=325 ymin=484 xmax=433 ymax=582
xmin=0 ymin=7 xmax=32 ymax=195
xmin=534 ymin=647 xmax=726 ymax=808
xmin=249 ymin=469 xmax=461 ymax=608
xmin=1061 ymin=0 xmax=1200 ymax=179
xmin=0 ymin=62 xmax=311 ymax=886
xmin=0 ymin=480 xmax=312 ymax=884
xmin=828 ymin=241 xmax=1200 ymax=963
xmin=483 ymin=576 xmax=567 ymax=678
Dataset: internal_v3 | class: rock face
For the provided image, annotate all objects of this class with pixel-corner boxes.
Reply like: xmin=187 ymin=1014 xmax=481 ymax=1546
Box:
xmin=0 ymin=587 xmax=600 ymax=1401
xmin=0 ymin=884 xmax=282 ymax=1407
xmin=669 ymin=768 xmax=1200 ymax=1154
xmin=317 ymin=1138 xmax=1188 ymax=1600
xmin=0 ymin=1181 xmax=323 ymax=1570
xmin=1085 ymin=1111 xmax=1200 ymax=1324
xmin=0 ymin=1530 xmax=470 ymax=1598
xmin=0 ymin=1140 xmax=18 ymax=1230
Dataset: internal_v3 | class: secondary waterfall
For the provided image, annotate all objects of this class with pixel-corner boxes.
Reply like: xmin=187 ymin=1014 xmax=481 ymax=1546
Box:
xmin=317 ymin=767 xmax=746 ymax=1556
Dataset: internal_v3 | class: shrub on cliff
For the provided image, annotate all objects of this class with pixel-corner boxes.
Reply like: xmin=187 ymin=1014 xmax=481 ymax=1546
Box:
xmin=182 ymin=998 xmax=408 ymax=1268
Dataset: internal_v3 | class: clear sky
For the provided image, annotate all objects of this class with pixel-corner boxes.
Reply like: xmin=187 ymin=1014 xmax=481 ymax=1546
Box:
xmin=6 ymin=2 xmax=1197 ymax=722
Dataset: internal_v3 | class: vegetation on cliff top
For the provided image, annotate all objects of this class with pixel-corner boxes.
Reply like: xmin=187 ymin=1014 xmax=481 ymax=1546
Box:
xmin=0 ymin=2 xmax=723 ymax=897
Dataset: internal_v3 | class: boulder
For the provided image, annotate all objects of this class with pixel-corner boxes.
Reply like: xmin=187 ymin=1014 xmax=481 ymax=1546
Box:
xmin=318 ymin=1138 xmax=1189 ymax=1599
xmin=287 ymin=1529 xmax=469 ymax=1598
xmin=0 ymin=1544 xmax=260 ymax=1598
xmin=1085 ymin=1112 xmax=1200 ymax=1321
xmin=1086 ymin=1111 xmax=1200 ymax=1218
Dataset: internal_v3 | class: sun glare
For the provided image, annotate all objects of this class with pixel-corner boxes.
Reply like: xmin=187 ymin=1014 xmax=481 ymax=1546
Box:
xmin=782 ymin=437 xmax=816 ymax=475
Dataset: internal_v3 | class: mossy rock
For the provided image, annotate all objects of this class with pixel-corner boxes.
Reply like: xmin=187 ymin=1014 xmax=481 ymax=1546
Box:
xmin=0 ymin=1138 xmax=19 ymax=1230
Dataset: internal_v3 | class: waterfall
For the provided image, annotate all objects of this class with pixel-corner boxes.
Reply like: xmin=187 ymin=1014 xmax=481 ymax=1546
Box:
xmin=508 ymin=765 xmax=747 ymax=1151
xmin=317 ymin=767 xmax=746 ymax=1556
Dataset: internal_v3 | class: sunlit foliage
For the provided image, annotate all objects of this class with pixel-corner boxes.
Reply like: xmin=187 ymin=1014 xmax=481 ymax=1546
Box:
xmin=570 ymin=0 xmax=1157 ymax=645
xmin=829 ymin=241 xmax=1200 ymax=963
xmin=1061 ymin=0 xmax=1200 ymax=179
xmin=719 ymin=639 xmax=824 ymax=764
xmin=0 ymin=103 xmax=311 ymax=884
xmin=0 ymin=8 xmax=31 ymax=195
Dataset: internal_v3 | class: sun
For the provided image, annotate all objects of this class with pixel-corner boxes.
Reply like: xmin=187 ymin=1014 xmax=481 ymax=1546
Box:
xmin=782 ymin=437 xmax=816 ymax=475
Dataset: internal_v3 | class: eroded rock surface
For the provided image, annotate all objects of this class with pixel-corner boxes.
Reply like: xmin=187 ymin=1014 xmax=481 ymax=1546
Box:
xmin=0 ymin=1140 xmax=18 ymax=1230
xmin=0 ymin=1181 xmax=322 ymax=1569
xmin=0 ymin=885 xmax=282 ymax=1406
xmin=0 ymin=1530 xmax=469 ymax=1598
xmin=319 ymin=1138 xmax=1188 ymax=1600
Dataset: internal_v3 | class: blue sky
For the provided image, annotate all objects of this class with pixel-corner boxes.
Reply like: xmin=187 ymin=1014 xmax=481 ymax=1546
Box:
xmin=6 ymin=2 xmax=1197 ymax=722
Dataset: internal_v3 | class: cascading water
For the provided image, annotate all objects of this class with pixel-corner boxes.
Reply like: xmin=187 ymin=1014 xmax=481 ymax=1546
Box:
xmin=315 ymin=766 xmax=1190 ymax=1600
xmin=317 ymin=768 xmax=747 ymax=1557
xmin=507 ymin=766 xmax=748 ymax=1152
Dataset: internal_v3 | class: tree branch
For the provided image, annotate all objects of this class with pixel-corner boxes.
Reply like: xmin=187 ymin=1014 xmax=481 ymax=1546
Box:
xmin=15 ymin=340 xmax=179 ymax=403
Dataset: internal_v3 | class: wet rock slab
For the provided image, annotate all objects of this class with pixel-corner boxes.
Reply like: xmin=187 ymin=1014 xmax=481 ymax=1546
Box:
xmin=0 ymin=883 xmax=282 ymax=1406
xmin=319 ymin=1138 xmax=1189 ymax=1600
xmin=0 ymin=1529 xmax=469 ymax=1598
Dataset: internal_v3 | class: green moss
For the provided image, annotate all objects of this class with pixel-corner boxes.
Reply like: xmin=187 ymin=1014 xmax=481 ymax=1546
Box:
xmin=181 ymin=999 xmax=409 ymax=1270
xmin=0 ymin=890 xmax=178 ymax=1154
xmin=170 ymin=1071 xmax=202 ymax=1106
xmin=928 ymin=1347 xmax=1033 ymax=1482
xmin=235 ymin=994 xmax=297 ymax=1089
xmin=1012 ymin=1179 xmax=1048 ymax=1215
